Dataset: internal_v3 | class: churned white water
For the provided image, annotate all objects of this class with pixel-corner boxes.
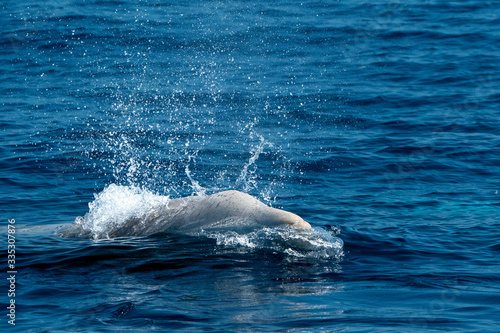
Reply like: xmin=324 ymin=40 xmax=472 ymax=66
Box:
xmin=74 ymin=184 xmax=170 ymax=239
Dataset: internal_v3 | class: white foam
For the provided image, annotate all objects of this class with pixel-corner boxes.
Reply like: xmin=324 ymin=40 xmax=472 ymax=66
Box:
xmin=74 ymin=184 xmax=170 ymax=239
xmin=200 ymin=227 xmax=344 ymax=259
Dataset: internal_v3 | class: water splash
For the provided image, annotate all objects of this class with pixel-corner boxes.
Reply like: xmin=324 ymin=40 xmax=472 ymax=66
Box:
xmin=201 ymin=227 xmax=344 ymax=260
xmin=185 ymin=153 xmax=207 ymax=196
xmin=74 ymin=184 xmax=170 ymax=239
xmin=236 ymin=132 xmax=268 ymax=192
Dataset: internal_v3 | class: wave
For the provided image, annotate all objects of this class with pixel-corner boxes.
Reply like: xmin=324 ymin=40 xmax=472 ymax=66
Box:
xmin=200 ymin=227 xmax=343 ymax=260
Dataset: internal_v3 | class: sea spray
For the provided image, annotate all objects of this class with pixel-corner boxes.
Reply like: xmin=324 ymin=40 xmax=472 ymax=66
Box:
xmin=74 ymin=184 xmax=170 ymax=239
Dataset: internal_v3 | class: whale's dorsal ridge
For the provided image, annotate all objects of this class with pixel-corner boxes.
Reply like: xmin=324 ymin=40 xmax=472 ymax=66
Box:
xmin=62 ymin=189 xmax=311 ymax=239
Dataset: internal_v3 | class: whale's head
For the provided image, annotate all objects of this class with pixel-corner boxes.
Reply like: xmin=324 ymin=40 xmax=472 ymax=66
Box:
xmin=267 ymin=208 xmax=312 ymax=230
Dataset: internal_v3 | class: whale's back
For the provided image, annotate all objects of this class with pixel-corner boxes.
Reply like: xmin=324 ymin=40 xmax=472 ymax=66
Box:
xmin=61 ymin=190 xmax=310 ymax=239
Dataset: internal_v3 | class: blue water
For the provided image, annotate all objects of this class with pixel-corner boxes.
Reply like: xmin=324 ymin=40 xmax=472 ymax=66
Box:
xmin=2 ymin=0 xmax=500 ymax=331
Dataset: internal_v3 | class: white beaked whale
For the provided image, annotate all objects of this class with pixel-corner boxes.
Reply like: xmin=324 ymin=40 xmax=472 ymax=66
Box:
xmin=61 ymin=190 xmax=311 ymax=239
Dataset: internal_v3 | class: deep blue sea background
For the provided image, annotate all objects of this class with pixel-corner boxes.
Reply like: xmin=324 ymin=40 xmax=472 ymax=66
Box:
xmin=2 ymin=0 xmax=500 ymax=331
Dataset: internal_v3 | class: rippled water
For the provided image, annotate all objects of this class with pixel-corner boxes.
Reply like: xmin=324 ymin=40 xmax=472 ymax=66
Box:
xmin=2 ymin=0 xmax=500 ymax=331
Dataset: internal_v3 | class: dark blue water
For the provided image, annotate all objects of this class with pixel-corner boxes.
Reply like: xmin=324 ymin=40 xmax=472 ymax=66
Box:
xmin=2 ymin=0 xmax=500 ymax=331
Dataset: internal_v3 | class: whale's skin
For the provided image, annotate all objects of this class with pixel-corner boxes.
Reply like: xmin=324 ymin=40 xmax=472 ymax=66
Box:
xmin=61 ymin=190 xmax=311 ymax=239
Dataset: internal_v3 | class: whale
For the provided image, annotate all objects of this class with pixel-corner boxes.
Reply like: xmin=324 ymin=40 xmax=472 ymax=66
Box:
xmin=61 ymin=190 xmax=311 ymax=239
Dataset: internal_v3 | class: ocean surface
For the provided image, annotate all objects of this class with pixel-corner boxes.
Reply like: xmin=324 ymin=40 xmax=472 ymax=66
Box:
xmin=2 ymin=0 xmax=500 ymax=331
